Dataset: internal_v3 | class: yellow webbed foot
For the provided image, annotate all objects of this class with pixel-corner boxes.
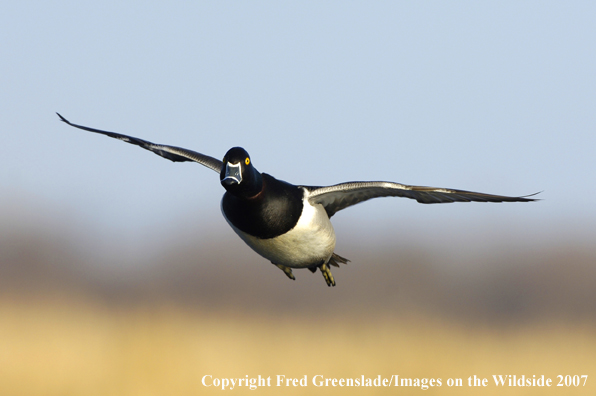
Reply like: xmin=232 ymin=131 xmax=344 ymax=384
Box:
xmin=273 ymin=263 xmax=295 ymax=280
xmin=319 ymin=262 xmax=336 ymax=287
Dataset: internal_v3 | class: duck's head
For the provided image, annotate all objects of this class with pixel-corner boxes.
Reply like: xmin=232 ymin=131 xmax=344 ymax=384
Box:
xmin=220 ymin=147 xmax=263 ymax=198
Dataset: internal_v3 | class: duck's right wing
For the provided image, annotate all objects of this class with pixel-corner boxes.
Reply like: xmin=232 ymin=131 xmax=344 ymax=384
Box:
xmin=304 ymin=181 xmax=539 ymax=218
xmin=56 ymin=113 xmax=223 ymax=173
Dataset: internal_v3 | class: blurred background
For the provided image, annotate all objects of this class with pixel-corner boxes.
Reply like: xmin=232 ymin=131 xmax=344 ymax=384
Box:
xmin=1 ymin=1 xmax=595 ymax=395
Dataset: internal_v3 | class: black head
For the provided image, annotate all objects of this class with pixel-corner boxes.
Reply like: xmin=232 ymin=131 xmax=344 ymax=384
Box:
xmin=220 ymin=147 xmax=263 ymax=198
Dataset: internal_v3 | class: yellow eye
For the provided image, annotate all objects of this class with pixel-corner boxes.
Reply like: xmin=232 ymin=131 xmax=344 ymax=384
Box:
xmin=245 ymin=157 xmax=250 ymax=165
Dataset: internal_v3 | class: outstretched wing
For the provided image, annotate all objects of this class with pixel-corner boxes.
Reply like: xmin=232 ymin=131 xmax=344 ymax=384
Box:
xmin=304 ymin=181 xmax=539 ymax=217
xmin=56 ymin=113 xmax=223 ymax=173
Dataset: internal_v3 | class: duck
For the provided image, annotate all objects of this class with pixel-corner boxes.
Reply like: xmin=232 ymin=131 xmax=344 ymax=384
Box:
xmin=57 ymin=113 xmax=538 ymax=286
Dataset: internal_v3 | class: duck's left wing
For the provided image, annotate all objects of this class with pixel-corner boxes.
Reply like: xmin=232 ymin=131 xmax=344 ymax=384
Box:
xmin=57 ymin=113 xmax=223 ymax=173
xmin=303 ymin=181 xmax=539 ymax=218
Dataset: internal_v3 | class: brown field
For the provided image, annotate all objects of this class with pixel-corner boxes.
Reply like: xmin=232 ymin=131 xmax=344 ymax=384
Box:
xmin=1 ymin=219 xmax=595 ymax=395
xmin=1 ymin=297 xmax=594 ymax=395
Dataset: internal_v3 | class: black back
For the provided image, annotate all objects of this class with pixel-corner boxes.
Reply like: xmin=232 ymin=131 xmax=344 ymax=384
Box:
xmin=222 ymin=173 xmax=304 ymax=239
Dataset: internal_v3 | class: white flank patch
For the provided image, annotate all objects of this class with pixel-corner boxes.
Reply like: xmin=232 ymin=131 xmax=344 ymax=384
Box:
xmin=223 ymin=189 xmax=336 ymax=268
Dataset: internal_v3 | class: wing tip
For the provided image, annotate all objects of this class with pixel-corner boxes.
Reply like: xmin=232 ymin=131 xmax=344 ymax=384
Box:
xmin=519 ymin=191 xmax=542 ymax=202
xmin=56 ymin=112 xmax=69 ymax=124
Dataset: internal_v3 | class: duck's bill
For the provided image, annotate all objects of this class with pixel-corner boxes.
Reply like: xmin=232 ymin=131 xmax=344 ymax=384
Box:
xmin=222 ymin=162 xmax=242 ymax=185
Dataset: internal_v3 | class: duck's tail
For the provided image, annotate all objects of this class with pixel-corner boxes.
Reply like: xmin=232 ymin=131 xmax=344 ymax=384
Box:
xmin=328 ymin=252 xmax=350 ymax=268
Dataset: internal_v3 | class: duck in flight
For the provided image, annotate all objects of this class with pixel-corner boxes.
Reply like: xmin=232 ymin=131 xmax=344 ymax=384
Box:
xmin=57 ymin=113 xmax=538 ymax=286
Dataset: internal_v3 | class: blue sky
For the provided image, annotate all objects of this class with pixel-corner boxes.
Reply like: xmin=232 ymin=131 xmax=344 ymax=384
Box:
xmin=2 ymin=2 xmax=595 ymax=250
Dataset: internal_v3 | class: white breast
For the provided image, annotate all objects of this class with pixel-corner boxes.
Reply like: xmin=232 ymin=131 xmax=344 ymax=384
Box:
xmin=224 ymin=192 xmax=336 ymax=268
